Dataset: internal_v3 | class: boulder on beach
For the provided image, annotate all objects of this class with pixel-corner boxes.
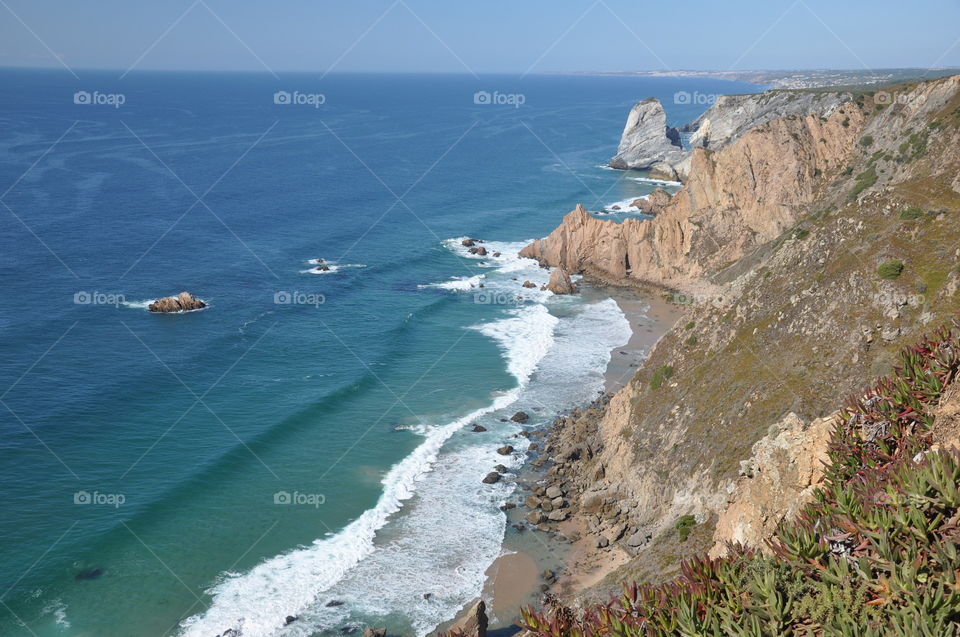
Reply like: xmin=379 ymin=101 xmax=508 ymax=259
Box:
xmin=546 ymin=268 xmax=576 ymax=295
xmin=482 ymin=472 xmax=502 ymax=484
xmin=148 ymin=292 xmax=206 ymax=313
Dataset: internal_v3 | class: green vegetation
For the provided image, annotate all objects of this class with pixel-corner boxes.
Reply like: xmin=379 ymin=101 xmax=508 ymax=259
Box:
xmin=858 ymin=134 xmax=874 ymax=147
xmin=877 ymin=259 xmax=905 ymax=279
xmin=896 ymin=129 xmax=929 ymax=162
xmin=514 ymin=326 xmax=960 ymax=637
xmin=900 ymin=206 xmax=924 ymax=220
xmin=650 ymin=365 xmax=674 ymax=390
xmin=841 ymin=117 xmax=850 ymax=128
xmin=685 ymin=321 xmax=695 ymax=330
xmin=792 ymin=227 xmax=810 ymax=240
xmin=675 ymin=515 xmax=696 ymax=542
xmin=685 ymin=336 xmax=698 ymax=347
xmin=850 ymin=166 xmax=878 ymax=199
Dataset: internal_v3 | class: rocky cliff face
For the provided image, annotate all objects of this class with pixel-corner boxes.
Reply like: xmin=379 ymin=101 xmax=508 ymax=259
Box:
xmin=525 ymin=97 xmax=865 ymax=292
xmin=684 ymin=90 xmax=852 ymax=150
xmin=523 ymin=74 xmax=960 ymax=601
xmin=608 ymin=89 xmax=854 ymax=181
xmin=608 ymin=98 xmax=685 ymax=179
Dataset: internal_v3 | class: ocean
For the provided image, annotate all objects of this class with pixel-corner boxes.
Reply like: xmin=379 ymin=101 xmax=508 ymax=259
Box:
xmin=0 ymin=70 xmax=761 ymax=636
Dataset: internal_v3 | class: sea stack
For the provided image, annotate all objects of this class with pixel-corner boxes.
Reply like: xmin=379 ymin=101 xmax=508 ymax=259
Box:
xmin=148 ymin=292 xmax=206 ymax=313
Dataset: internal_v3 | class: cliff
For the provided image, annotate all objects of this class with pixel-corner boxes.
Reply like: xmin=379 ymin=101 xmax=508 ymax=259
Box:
xmin=608 ymin=98 xmax=685 ymax=179
xmin=518 ymin=74 xmax=960 ymax=606
xmin=608 ymin=89 xmax=854 ymax=181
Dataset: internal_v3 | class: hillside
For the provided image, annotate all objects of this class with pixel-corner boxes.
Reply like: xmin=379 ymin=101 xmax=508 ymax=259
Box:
xmin=464 ymin=74 xmax=960 ymax=634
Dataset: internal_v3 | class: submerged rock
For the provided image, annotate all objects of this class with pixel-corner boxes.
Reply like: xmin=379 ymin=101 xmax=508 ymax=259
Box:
xmin=148 ymin=291 xmax=206 ymax=313
xmin=482 ymin=472 xmax=502 ymax=484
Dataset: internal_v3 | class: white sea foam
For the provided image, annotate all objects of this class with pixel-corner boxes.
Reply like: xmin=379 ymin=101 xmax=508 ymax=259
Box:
xmin=179 ymin=242 xmax=634 ymax=637
xmin=178 ymin=306 xmax=558 ymax=637
xmin=632 ymin=176 xmax=683 ymax=187
xmin=302 ymin=262 xmax=366 ymax=275
xmin=120 ymin=299 xmax=156 ymax=309
xmin=601 ymin=197 xmax=645 ymax=214
xmin=40 ymin=598 xmax=70 ymax=629
xmin=418 ymin=274 xmax=486 ymax=291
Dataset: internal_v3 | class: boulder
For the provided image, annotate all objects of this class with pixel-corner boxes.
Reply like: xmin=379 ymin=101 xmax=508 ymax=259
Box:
xmin=362 ymin=628 xmax=386 ymax=637
xmin=482 ymin=472 xmax=502 ymax=484
xmin=522 ymin=280 xmax=536 ymax=288
xmin=471 ymin=424 xmax=487 ymax=432
xmin=476 ymin=246 xmax=487 ymax=256
xmin=545 ymin=268 xmax=576 ymax=295
xmin=314 ymin=264 xmax=331 ymax=272
xmin=284 ymin=616 xmax=298 ymax=626
xmin=462 ymin=238 xmax=476 ymax=247
xmin=545 ymin=486 xmax=563 ymax=499
xmin=494 ymin=464 xmax=508 ymax=473
xmin=497 ymin=445 xmax=514 ymax=455
xmin=511 ymin=411 xmax=529 ymax=423
xmin=548 ymin=510 xmax=568 ymax=522
xmin=148 ymin=292 xmax=206 ymax=313
xmin=527 ymin=511 xmax=546 ymax=525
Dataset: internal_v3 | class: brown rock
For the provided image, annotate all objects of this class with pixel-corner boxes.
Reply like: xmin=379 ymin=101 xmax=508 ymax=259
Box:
xmin=482 ymin=472 xmax=501 ymax=484
xmin=446 ymin=600 xmax=488 ymax=637
xmin=521 ymin=280 xmax=536 ymax=288
xmin=148 ymin=292 xmax=206 ymax=313
xmin=462 ymin=238 xmax=476 ymax=247
xmin=496 ymin=445 xmax=514 ymax=455
xmin=510 ymin=411 xmax=529 ymax=423
xmin=545 ymin=268 xmax=576 ymax=295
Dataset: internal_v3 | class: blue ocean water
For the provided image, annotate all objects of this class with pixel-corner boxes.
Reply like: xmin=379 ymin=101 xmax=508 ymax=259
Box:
xmin=0 ymin=70 xmax=761 ymax=636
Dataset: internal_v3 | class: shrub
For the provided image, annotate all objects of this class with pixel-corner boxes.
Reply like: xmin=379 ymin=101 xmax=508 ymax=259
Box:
xmin=792 ymin=228 xmax=810 ymax=240
xmin=900 ymin=206 xmax=924 ymax=220
xmin=685 ymin=321 xmax=695 ymax=330
xmin=675 ymin=515 xmax=696 ymax=542
xmin=850 ymin=166 xmax=878 ymax=199
xmin=877 ymin=259 xmax=905 ymax=279
xmin=513 ymin=323 xmax=960 ymax=637
xmin=841 ymin=117 xmax=850 ymax=128
xmin=686 ymin=336 xmax=698 ymax=347
xmin=858 ymin=135 xmax=874 ymax=147
xmin=650 ymin=365 xmax=674 ymax=389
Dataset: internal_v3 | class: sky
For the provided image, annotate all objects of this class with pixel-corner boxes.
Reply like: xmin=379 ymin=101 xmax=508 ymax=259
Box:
xmin=1 ymin=0 xmax=959 ymax=75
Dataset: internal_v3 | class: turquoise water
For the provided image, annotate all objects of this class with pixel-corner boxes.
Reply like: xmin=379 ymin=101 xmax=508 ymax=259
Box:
xmin=0 ymin=70 xmax=761 ymax=636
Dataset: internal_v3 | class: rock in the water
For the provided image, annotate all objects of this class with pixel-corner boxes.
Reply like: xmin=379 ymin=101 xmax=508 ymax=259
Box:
xmin=521 ymin=280 xmax=536 ymax=288
xmin=482 ymin=472 xmax=502 ymax=484
xmin=511 ymin=411 xmax=529 ymax=423
xmin=326 ymin=600 xmax=345 ymax=607
xmin=496 ymin=445 xmax=514 ymax=455
xmin=362 ymin=629 xmax=387 ymax=637
xmin=314 ymin=264 xmax=331 ymax=272
xmin=471 ymin=424 xmax=487 ymax=432
xmin=462 ymin=238 xmax=476 ymax=247
xmin=284 ymin=616 xmax=298 ymax=626
xmin=75 ymin=568 xmax=104 ymax=580
xmin=494 ymin=464 xmax=508 ymax=473
xmin=475 ymin=246 xmax=487 ymax=256
xmin=545 ymin=268 xmax=576 ymax=295
xmin=608 ymin=98 xmax=684 ymax=178
xmin=148 ymin=292 xmax=206 ymax=313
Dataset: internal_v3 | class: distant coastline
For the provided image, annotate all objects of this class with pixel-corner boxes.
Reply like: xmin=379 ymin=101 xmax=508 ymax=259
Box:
xmin=543 ymin=67 xmax=960 ymax=90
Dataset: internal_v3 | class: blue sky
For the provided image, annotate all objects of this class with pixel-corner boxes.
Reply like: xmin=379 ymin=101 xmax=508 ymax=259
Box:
xmin=1 ymin=0 xmax=958 ymax=74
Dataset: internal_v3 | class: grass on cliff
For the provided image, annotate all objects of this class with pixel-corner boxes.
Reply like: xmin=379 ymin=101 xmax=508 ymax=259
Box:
xmin=512 ymin=322 xmax=960 ymax=637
